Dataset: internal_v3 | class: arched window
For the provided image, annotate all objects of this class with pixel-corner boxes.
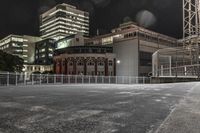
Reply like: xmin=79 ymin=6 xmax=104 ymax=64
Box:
xmin=77 ymin=61 xmax=84 ymax=66
xmin=69 ymin=61 xmax=73 ymax=66
xmin=87 ymin=60 xmax=95 ymax=66
xmin=98 ymin=61 xmax=104 ymax=66
xmin=109 ymin=61 xmax=113 ymax=66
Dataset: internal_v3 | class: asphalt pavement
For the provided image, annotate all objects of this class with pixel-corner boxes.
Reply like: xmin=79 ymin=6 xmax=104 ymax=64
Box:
xmin=0 ymin=83 xmax=198 ymax=133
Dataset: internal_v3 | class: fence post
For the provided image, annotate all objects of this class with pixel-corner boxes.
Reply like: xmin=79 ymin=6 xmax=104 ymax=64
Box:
xmin=143 ymin=77 xmax=145 ymax=84
xmin=61 ymin=74 xmax=64 ymax=84
xmin=109 ymin=76 xmax=110 ymax=84
xmin=150 ymin=77 xmax=152 ymax=84
xmin=89 ymin=76 xmax=91 ymax=84
xmin=32 ymin=74 xmax=34 ymax=85
xmin=68 ymin=75 xmax=70 ymax=84
xmin=15 ymin=72 xmax=18 ymax=86
xmin=40 ymin=74 xmax=42 ymax=85
xmin=82 ymin=76 xmax=84 ymax=84
xmin=7 ymin=72 xmax=9 ymax=86
xmin=122 ymin=76 xmax=125 ymax=84
xmin=54 ymin=74 xmax=56 ymax=84
xmin=95 ymin=76 xmax=97 ymax=84
xmin=47 ymin=74 xmax=49 ymax=84
xmin=116 ymin=76 xmax=117 ymax=84
xmin=75 ymin=75 xmax=77 ymax=84
xmin=24 ymin=73 xmax=26 ymax=85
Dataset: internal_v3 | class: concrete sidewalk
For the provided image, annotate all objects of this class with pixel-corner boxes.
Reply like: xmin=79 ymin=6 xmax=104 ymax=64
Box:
xmin=156 ymin=82 xmax=200 ymax=133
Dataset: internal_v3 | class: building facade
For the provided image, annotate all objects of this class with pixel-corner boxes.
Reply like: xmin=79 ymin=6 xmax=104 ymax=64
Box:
xmin=85 ymin=21 xmax=180 ymax=77
xmin=35 ymin=39 xmax=55 ymax=65
xmin=23 ymin=64 xmax=53 ymax=80
xmin=53 ymin=46 xmax=116 ymax=76
xmin=56 ymin=33 xmax=87 ymax=49
xmin=0 ymin=35 xmax=42 ymax=64
xmin=40 ymin=3 xmax=89 ymax=40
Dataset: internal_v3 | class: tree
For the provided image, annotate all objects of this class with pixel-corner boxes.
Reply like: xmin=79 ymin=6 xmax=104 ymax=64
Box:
xmin=0 ymin=50 xmax=24 ymax=72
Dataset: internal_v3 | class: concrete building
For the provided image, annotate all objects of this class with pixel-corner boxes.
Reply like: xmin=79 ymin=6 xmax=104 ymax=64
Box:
xmin=0 ymin=35 xmax=42 ymax=64
xmin=23 ymin=64 xmax=53 ymax=80
xmin=56 ymin=33 xmax=87 ymax=49
xmin=86 ymin=21 xmax=179 ymax=77
xmin=53 ymin=46 xmax=116 ymax=76
xmin=40 ymin=3 xmax=89 ymax=40
xmin=35 ymin=39 xmax=55 ymax=65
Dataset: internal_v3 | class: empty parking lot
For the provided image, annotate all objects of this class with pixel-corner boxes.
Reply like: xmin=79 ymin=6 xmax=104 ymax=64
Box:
xmin=0 ymin=83 xmax=199 ymax=133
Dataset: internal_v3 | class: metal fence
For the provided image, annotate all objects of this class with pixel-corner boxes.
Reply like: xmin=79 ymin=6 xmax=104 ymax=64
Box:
xmin=154 ymin=64 xmax=200 ymax=78
xmin=0 ymin=72 xmax=151 ymax=86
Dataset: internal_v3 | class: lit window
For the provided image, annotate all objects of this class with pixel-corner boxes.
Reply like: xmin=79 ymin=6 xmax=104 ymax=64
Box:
xmin=109 ymin=61 xmax=113 ymax=66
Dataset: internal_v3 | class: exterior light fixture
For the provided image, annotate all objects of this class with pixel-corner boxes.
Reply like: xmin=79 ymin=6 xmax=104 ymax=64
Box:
xmin=117 ymin=60 xmax=121 ymax=64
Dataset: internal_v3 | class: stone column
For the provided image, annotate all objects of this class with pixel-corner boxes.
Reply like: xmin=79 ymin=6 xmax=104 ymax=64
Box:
xmin=84 ymin=59 xmax=87 ymax=75
xmin=53 ymin=60 xmax=56 ymax=74
xmin=95 ymin=59 xmax=98 ymax=75
xmin=105 ymin=59 xmax=108 ymax=76
xmin=65 ymin=59 xmax=68 ymax=75
xmin=59 ymin=60 xmax=62 ymax=74
xmin=114 ymin=58 xmax=116 ymax=76
xmin=73 ymin=59 xmax=77 ymax=75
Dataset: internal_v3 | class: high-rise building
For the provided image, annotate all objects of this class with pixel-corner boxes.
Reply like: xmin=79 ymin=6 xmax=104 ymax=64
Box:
xmin=40 ymin=3 xmax=89 ymax=41
xmin=0 ymin=35 xmax=42 ymax=64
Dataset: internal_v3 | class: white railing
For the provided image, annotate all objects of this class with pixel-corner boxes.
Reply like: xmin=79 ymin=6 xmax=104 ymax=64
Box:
xmin=0 ymin=72 xmax=151 ymax=86
xmin=154 ymin=64 xmax=200 ymax=78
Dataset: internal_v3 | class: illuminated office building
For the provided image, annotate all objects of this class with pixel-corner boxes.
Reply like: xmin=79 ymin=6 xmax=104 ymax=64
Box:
xmin=35 ymin=38 xmax=55 ymax=65
xmin=40 ymin=3 xmax=89 ymax=40
xmin=0 ymin=35 xmax=41 ymax=64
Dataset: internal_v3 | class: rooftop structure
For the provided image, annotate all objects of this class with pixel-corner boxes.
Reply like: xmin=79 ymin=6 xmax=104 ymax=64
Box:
xmin=85 ymin=21 xmax=178 ymax=47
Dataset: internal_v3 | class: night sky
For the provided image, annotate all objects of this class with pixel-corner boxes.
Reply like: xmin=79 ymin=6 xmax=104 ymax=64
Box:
xmin=0 ymin=0 xmax=183 ymax=39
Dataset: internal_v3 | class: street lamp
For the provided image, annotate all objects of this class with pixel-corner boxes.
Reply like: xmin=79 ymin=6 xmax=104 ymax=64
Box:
xmin=117 ymin=60 xmax=121 ymax=64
